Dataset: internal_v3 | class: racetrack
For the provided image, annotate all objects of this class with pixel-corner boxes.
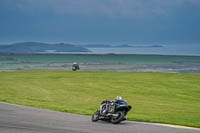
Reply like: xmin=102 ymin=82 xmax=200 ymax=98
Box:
xmin=0 ymin=102 xmax=199 ymax=133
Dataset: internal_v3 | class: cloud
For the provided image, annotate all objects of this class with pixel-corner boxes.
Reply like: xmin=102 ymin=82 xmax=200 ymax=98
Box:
xmin=1 ymin=0 xmax=200 ymax=18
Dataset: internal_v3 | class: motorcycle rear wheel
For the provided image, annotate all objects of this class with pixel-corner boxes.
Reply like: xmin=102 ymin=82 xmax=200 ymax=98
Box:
xmin=111 ymin=111 xmax=125 ymax=124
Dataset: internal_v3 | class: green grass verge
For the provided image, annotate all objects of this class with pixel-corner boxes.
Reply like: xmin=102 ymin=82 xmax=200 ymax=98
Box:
xmin=0 ymin=70 xmax=199 ymax=127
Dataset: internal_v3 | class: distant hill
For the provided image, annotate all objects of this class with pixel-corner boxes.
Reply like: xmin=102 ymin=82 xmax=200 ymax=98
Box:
xmin=0 ymin=42 xmax=90 ymax=53
xmin=82 ymin=44 xmax=112 ymax=48
xmin=83 ymin=44 xmax=163 ymax=48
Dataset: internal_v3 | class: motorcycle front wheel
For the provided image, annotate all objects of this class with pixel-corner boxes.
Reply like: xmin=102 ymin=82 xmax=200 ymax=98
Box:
xmin=111 ymin=111 xmax=125 ymax=124
xmin=91 ymin=111 xmax=100 ymax=122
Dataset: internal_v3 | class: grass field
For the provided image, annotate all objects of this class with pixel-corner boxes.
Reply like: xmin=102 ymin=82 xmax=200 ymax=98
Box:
xmin=0 ymin=70 xmax=200 ymax=127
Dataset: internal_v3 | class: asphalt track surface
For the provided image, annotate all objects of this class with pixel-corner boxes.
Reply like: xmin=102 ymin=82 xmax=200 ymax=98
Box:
xmin=0 ymin=102 xmax=199 ymax=133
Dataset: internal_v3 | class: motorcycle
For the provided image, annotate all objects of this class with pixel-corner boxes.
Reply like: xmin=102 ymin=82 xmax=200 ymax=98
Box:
xmin=72 ymin=64 xmax=80 ymax=71
xmin=91 ymin=100 xmax=132 ymax=124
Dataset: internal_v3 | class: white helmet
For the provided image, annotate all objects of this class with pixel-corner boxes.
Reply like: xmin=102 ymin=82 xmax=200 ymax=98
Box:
xmin=115 ymin=96 xmax=122 ymax=100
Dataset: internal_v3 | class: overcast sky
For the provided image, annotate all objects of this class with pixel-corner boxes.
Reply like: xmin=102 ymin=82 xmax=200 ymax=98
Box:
xmin=0 ymin=0 xmax=200 ymax=44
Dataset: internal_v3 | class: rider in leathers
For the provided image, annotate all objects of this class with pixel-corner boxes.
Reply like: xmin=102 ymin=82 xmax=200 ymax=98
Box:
xmin=100 ymin=96 xmax=123 ymax=115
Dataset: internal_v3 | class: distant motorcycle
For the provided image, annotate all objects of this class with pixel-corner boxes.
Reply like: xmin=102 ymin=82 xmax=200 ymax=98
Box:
xmin=91 ymin=100 xmax=132 ymax=124
xmin=72 ymin=63 xmax=80 ymax=71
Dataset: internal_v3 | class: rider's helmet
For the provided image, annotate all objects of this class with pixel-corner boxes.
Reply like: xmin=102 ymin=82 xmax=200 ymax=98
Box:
xmin=73 ymin=62 xmax=77 ymax=65
xmin=115 ymin=96 xmax=122 ymax=100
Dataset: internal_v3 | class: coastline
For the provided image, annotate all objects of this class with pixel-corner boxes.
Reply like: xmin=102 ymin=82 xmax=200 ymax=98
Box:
xmin=0 ymin=52 xmax=200 ymax=57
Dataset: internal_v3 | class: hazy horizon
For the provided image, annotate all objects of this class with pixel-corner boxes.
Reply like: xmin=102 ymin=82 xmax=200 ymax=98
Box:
xmin=0 ymin=41 xmax=199 ymax=46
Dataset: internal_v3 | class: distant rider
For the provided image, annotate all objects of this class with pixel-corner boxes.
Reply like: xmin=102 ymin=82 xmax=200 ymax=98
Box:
xmin=72 ymin=62 xmax=80 ymax=71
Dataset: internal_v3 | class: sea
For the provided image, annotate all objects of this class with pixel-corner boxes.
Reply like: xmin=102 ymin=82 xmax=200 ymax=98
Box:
xmin=87 ymin=44 xmax=200 ymax=56
xmin=55 ymin=43 xmax=200 ymax=56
